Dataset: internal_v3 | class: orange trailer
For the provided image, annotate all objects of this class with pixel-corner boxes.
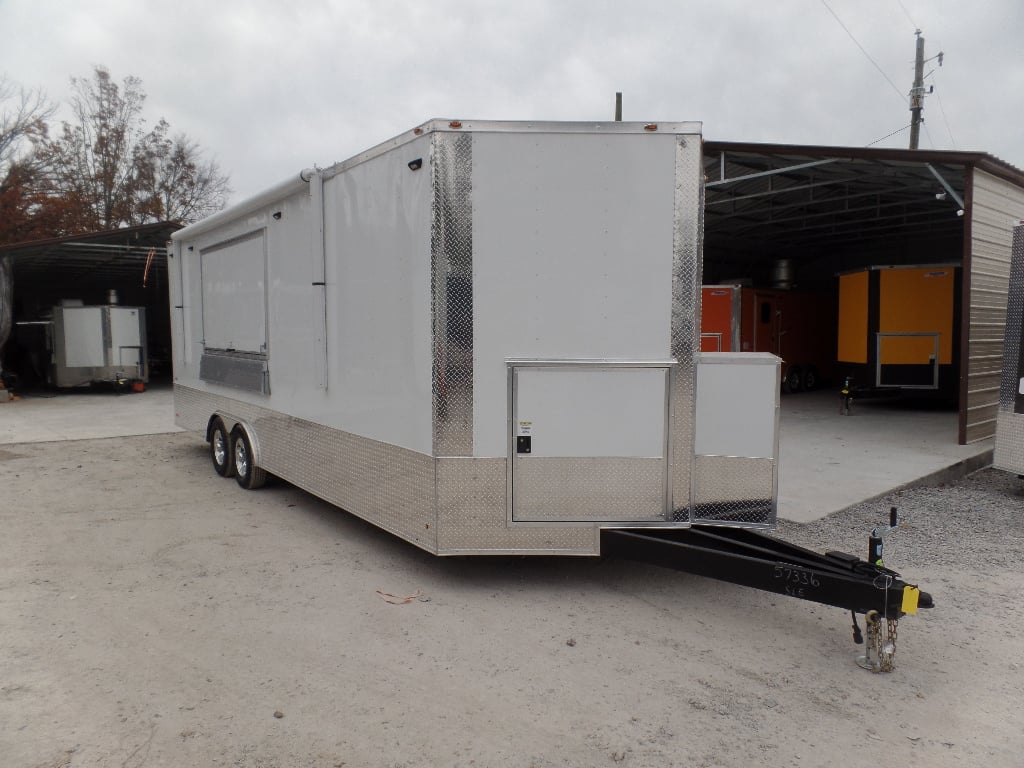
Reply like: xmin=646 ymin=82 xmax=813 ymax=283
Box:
xmin=701 ymin=285 xmax=836 ymax=392
xmin=836 ymin=264 xmax=960 ymax=399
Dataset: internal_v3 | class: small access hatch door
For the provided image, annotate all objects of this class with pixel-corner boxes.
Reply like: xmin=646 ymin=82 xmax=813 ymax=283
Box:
xmin=509 ymin=361 xmax=672 ymax=523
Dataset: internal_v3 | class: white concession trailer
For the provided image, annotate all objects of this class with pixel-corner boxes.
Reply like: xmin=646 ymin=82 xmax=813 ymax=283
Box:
xmin=168 ymin=120 xmax=781 ymax=556
xmin=49 ymin=301 xmax=148 ymax=388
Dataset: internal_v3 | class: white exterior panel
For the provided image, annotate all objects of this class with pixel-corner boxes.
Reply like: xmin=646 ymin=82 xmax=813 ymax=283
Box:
xmin=321 ymin=133 xmax=434 ymax=454
xmin=62 ymin=307 xmax=106 ymax=367
xmin=695 ymin=353 xmax=778 ymax=458
xmin=514 ymin=366 xmax=667 ymax=458
xmin=263 ymin=184 xmax=318 ymax=400
xmin=472 ymin=131 xmax=677 ymax=457
xmin=109 ymin=307 xmax=144 ymax=367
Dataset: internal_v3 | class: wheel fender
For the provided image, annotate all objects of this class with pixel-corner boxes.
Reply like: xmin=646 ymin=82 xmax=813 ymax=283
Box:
xmin=206 ymin=411 xmax=239 ymax=442
xmin=207 ymin=413 xmax=262 ymax=468
xmin=205 ymin=413 xmax=226 ymax=442
xmin=229 ymin=419 xmax=263 ymax=469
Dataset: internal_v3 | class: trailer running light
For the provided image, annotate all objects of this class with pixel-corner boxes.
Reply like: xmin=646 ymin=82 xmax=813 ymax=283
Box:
xmin=449 ymin=121 xmax=463 ymax=129
xmin=414 ymin=127 xmax=423 ymax=135
xmin=644 ymin=123 xmax=658 ymax=131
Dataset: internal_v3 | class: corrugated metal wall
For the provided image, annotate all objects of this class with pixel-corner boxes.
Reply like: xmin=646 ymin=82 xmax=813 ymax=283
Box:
xmin=964 ymin=169 xmax=1024 ymax=442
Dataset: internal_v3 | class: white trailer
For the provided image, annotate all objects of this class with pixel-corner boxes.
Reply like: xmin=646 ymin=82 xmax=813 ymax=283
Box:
xmin=49 ymin=301 xmax=148 ymax=388
xmin=168 ymin=120 xmax=781 ymax=556
xmin=994 ymin=222 xmax=1024 ymax=475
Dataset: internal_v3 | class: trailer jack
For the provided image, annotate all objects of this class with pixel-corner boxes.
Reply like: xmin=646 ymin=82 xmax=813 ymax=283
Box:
xmin=601 ymin=513 xmax=932 ymax=672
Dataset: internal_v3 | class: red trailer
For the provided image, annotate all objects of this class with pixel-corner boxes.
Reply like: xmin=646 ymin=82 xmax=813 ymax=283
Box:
xmin=701 ymin=285 xmax=836 ymax=392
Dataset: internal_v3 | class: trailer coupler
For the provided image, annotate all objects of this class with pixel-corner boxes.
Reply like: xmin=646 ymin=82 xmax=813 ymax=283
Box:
xmin=601 ymin=523 xmax=932 ymax=670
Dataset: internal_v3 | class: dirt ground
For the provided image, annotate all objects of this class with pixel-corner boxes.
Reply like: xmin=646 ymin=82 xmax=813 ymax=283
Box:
xmin=2 ymin=433 xmax=1022 ymax=768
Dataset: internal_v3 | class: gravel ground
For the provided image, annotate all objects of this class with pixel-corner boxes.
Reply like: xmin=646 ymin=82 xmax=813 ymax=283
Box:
xmin=776 ymin=468 xmax=1024 ymax=573
xmin=2 ymin=433 xmax=1023 ymax=768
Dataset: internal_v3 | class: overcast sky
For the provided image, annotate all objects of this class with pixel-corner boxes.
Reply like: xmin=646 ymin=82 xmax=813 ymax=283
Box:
xmin=2 ymin=0 xmax=1021 ymax=204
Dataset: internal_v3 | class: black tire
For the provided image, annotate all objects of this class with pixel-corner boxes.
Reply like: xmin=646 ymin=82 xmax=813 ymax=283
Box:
xmin=210 ymin=417 xmax=234 ymax=477
xmin=803 ymin=366 xmax=819 ymax=392
xmin=231 ymin=427 xmax=266 ymax=490
xmin=784 ymin=365 xmax=803 ymax=393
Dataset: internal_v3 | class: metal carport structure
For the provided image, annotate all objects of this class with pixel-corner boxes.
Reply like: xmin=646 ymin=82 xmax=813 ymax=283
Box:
xmin=0 ymin=222 xmax=180 ymax=384
xmin=702 ymin=141 xmax=1024 ymax=444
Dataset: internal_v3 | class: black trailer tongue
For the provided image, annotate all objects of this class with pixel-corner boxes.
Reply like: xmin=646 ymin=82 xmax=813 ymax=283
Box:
xmin=601 ymin=509 xmax=932 ymax=672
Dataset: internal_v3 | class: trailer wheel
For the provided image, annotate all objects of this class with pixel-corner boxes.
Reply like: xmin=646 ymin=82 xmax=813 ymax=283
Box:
xmin=784 ymin=366 xmax=803 ymax=393
xmin=231 ymin=428 xmax=266 ymax=490
xmin=803 ymin=366 xmax=819 ymax=392
xmin=210 ymin=417 xmax=234 ymax=477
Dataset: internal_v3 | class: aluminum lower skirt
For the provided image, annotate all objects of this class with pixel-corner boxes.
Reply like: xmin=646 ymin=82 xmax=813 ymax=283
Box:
xmin=173 ymin=384 xmax=600 ymax=555
xmin=994 ymin=412 xmax=1024 ymax=475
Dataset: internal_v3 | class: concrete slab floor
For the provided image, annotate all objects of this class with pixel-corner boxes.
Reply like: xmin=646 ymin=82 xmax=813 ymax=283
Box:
xmin=778 ymin=390 xmax=992 ymax=522
xmin=0 ymin=382 xmax=181 ymax=445
xmin=0 ymin=383 xmax=992 ymax=523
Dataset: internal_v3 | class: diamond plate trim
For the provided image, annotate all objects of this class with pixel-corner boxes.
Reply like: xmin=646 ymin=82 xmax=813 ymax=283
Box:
xmin=994 ymin=412 xmax=1024 ymax=473
xmin=998 ymin=225 xmax=1023 ymax=411
xmin=174 ymin=384 xmax=214 ymax=432
xmin=994 ymin=224 xmax=1024 ymax=473
xmin=436 ymin=458 xmax=598 ymax=553
xmin=692 ymin=455 xmax=775 ymax=526
xmin=512 ymin=457 xmax=666 ymax=522
xmin=174 ymin=384 xmax=437 ymax=552
xmin=670 ymin=135 xmax=704 ymax=521
xmin=431 ymin=132 xmax=474 ymax=457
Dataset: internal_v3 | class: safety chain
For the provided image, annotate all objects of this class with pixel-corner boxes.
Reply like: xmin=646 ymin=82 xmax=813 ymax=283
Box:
xmin=865 ymin=610 xmax=899 ymax=673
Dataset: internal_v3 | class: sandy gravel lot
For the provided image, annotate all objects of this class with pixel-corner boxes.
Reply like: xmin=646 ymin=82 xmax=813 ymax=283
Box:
xmin=2 ymin=433 xmax=1022 ymax=767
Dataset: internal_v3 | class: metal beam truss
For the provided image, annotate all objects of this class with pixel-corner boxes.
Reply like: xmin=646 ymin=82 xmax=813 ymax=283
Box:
xmin=703 ymin=151 xmax=966 ymax=250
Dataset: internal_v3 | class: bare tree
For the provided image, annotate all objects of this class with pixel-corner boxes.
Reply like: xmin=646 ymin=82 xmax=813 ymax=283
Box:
xmin=0 ymin=77 xmax=56 ymax=244
xmin=134 ymin=123 xmax=231 ymax=224
xmin=38 ymin=66 xmax=230 ymax=231
xmin=0 ymin=76 xmax=54 ymax=179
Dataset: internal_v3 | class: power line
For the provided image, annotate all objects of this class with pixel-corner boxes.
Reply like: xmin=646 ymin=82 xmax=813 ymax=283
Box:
xmin=931 ymin=73 xmax=957 ymax=148
xmin=820 ymin=0 xmax=907 ymax=105
xmin=896 ymin=0 xmax=919 ymax=31
xmin=922 ymin=121 xmax=936 ymax=150
xmin=898 ymin=0 xmax=947 ymax=54
xmin=865 ymin=124 xmax=911 ymax=147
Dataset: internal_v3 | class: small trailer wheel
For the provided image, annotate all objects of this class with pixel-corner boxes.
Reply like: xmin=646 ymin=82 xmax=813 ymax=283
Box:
xmin=803 ymin=366 xmax=819 ymax=391
xmin=784 ymin=366 xmax=803 ymax=393
xmin=210 ymin=417 xmax=234 ymax=477
xmin=232 ymin=428 xmax=266 ymax=490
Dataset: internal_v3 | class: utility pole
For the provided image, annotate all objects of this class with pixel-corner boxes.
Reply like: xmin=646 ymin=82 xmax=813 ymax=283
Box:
xmin=908 ymin=31 xmax=945 ymax=150
xmin=909 ymin=30 xmax=925 ymax=149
